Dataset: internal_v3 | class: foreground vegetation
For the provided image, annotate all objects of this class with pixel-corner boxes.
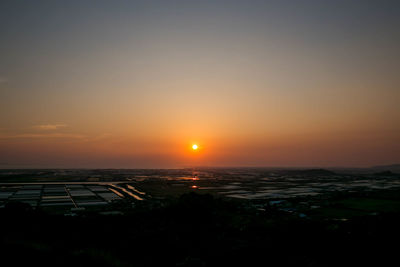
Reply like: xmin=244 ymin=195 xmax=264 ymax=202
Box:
xmin=1 ymin=192 xmax=399 ymax=266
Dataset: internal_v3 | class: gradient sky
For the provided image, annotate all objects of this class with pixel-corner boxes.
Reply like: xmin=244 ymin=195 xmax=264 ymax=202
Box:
xmin=0 ymin=0 xmax=399 ymax=168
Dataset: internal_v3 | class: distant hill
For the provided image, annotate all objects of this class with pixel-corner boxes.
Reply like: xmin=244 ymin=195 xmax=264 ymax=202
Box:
xmin=373 ymin=171 xmax=397 ymax=176
xmin=372 ymin=164 xmax=400 ymax=173
xmin=286 ymin=169 xmax=336 ymax=176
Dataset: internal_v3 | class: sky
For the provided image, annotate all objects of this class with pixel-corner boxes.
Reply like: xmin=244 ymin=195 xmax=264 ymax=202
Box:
xmin=0 ymin=0 xmax=399 ymax=168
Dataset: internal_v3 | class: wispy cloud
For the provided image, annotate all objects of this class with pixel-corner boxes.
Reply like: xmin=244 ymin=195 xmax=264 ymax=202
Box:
xmin=0 ymin=133 xmax=85 ymax=139
xmin=90 ymin=133 xmax=112 ymax=141
xmin=0 ymin=77 xmax=7 ymax=83
xmin=35 ymin=124 xmax=67 ymax=130
xmin=0 ymin=128 xmax=110 ymax=141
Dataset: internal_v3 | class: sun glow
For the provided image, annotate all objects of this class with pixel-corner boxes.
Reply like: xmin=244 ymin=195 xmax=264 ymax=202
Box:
xmin=192 ymin=144 xmax=198 ymax=150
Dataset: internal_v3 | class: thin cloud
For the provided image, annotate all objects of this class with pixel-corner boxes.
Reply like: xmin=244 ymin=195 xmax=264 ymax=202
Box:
xmin=35 ymin=124 xmax=67 ymax=130
xmin=0 ymin=77 xmax=7 ymax=83
xmin=0 ymin=133 xmax=85 ymax=139
xmin=90 ymin=133 xmax=112 ymax=141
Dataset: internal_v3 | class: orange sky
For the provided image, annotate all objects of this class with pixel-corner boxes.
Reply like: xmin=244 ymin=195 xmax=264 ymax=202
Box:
xmin=0 ymin=1 xmax=399 ymax=168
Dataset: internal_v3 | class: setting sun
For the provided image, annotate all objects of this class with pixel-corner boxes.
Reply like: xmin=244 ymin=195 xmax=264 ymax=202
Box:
xmin=192 ymin=144 xmax=198 ymax=150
